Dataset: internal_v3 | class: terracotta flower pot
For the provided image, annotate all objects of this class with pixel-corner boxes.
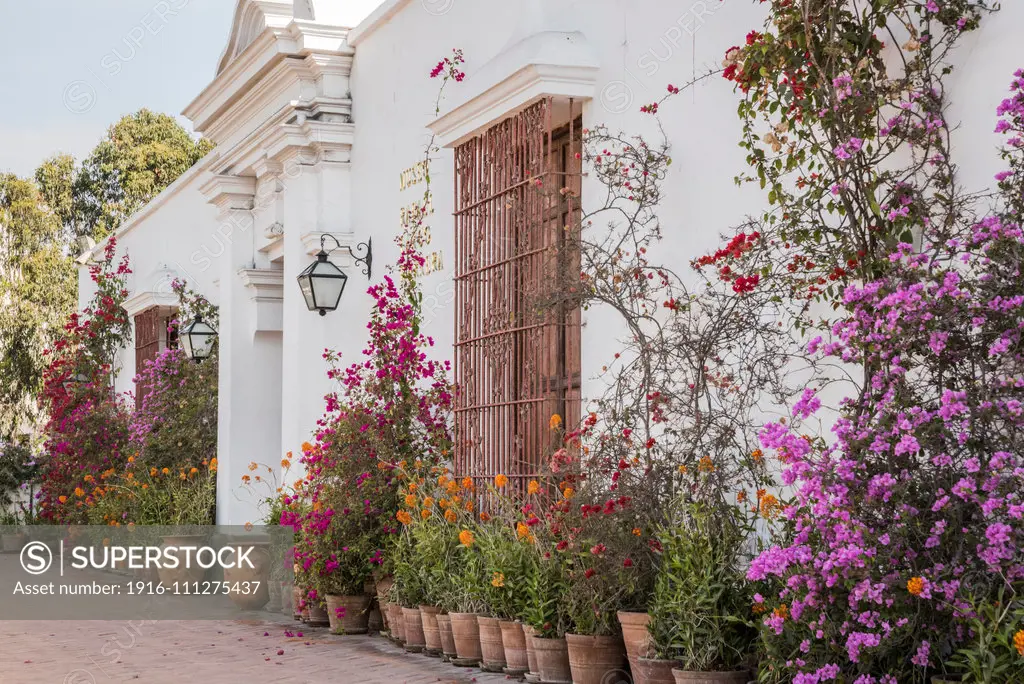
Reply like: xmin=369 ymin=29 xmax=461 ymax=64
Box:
xmin=449 ymin=612 xmax=483 ymax=664
xmin=634 ymin=657 xmax=682 ymax=684
xmin=223 ymin=542 xmax=271 ymax=611
xmin=326 ymin=594 xmax=371 ymax=634
xmin=531 ymin=635 xmax=572 ymax=684
xmin=419 ymin=605 xmax=443 ymax=654
xmin=291 ymin=585 xmax=303 ymax=620
xmin=437 ymin=614 xmax=458 ymax=658
xmin=499 ymin=620 xmax=529 ymax=673
xmin=478 ymin=616 xmax=506 ymax=671
xmin=522 ymin=624 xmax=540 ymax=676
xmin=376 ymin=576 xmax=394 ymax=631
xmin=670 ymin=669 xmax=750 ymax=684
xmin=388 ymin=603 xmax=406 ymax=642
xmin=307 ymin=601 xmax=330 ymax=627
xmin=566 ymin=633 xmax=627 ymax=684
xmin=618 ymin=610 xmax=653 ymax=663
xmin=403 ymin=606 xmax=426 ymax=650
xmin=156 ymin=535 xmax=208 ymax=585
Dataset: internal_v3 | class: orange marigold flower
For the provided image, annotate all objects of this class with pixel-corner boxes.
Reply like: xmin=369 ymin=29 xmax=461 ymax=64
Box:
xmin=549 ymin=414 xmax=563 ymax=430
xmin=752 ymin=603 xmax=767 ymax=615
xmin=632 ymin=528 xmax=642 ymax=536
xmin=461 ymin=477 xmax=474 ymax=490
xmin=58 ymin=495 xmax=68 ymax=504
xmin=751 ymin=449 xmax=763 ymax=462
xmin=1014 ymin=629 xmax=1024 ymax=656
xmin=459 ymin=529 xmax=475 ymax=547
xmin=759 ymin=494 xmax=780 ymax=518
xmin=677 ymin=465 xmax=688 ymax=474
xmin=445 ymin=509 xmax=458 ymax=523
xmin=495 ymin=474 xmax=509 ymax=488
xmin=162 ymin=467 xmax=170 ymax=475
xmin=74 ymin=487 xmax=85 ymax=497
xmin=150 ymin=468 xmax=158 ymax=477
xmin=439 ymin=498 xmax=449 ymax=509
xmin=772 ymin=604 xmax=789 ymax=620
xmin=464 ymin=500 xmax=474 ymax=512
xmin=698 ymin=455 xmax=715 ymax=473
xmin=242 ymin=475 xmax=251 ymax=484
xmin=491 ymin=572 xmax=505 ymax=588
xmin=737 ymin=491 xmax=748 ymax=503
xmin=248 ymin=462 xmax=259 ymax=472
xmin=190 ymin=467 xmax=198 ymax=475
xmin=527 ymin=480 xmax=540 ymax=495
xmin=562 ymin=487 xmax=575 ymax=499
xmin=301 ymin=442 xmax=313 ymax=453
xmin=422 ymin=496 xmax=435 ymax=508
xmin=517 ymin=522 xmax=530 ymax=539
xmin=127 ymin=456 xmax=135 ymax=463
xmin=421 ymin=509 xmax=432 ymax=520
xmin=404 ymin=494 xmax=417 ymax=508
xmin=282 ymin=459 xmax=291 ymax=468
xmin=479 ymin=512 xmax=491 ymax=522
xmin=396 ymin=510 xmax=413 ymax=525
xmin=907 ymin=577 xmax=925 ymax=596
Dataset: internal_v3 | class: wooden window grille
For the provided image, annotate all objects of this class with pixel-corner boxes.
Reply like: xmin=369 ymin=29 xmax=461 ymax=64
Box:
xmin=453 ymin=98 xmax=583 ymax=498
xmin=134 ymin=308 xmax=177 ymax=409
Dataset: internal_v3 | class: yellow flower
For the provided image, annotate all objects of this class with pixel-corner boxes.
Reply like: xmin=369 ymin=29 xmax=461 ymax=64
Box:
xmin=495 ymin=474 xmax=509 ymax=488
xmin=491 ymin=572 xmax=505 ymax=588
xmin=1014 ymin=629 xmax=1024 ymax=656
xmin=445 ymin=509 xmax=458 ymax=523
xmin=549 ymin=414 xmax=563 ymax=430
xmin=759 ymin=494 xmax=780 ymax=519
xmin=907 ymin=577 xmax=925 ymax=597
xmin=396 ymin=510 xmax=413 ymax=525
xmin=459 ymin=529 xmax=475 ymax=547
xmin=527 ymin=480 xmax=540 ymax=495
xmin=421 ymin=509 xmax=432 ymax=520
xmin=404 ymin=494 xmax=417 ymax=508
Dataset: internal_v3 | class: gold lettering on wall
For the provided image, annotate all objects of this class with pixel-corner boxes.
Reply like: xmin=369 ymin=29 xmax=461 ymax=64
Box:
xmin=399 ymin=159 xmax=444 ymax=276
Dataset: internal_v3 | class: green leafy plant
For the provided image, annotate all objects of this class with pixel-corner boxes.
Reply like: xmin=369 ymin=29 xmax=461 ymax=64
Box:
xmin=648 ymin=501 xmax=756 ymax=672
xmin=945 ymin=588 xmax=1024 ymax=684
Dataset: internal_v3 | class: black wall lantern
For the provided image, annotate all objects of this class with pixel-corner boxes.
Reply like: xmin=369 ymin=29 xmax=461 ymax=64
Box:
xmin=297 ymin=235 xmax=372 ymax=316
xmin=180 ymin=314 xmax=218 ymax=362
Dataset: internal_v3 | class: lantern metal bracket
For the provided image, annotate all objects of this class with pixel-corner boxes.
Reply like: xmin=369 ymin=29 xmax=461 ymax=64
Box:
xmin=320 ymin=234 xmax=372 ymax=279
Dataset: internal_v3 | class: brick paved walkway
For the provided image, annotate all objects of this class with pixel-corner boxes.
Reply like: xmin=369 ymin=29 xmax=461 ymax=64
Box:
xmin=0 ymin=618 xmax=514 ymax=684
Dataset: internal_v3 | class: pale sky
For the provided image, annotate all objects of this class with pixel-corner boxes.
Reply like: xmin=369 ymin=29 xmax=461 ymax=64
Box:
xmin=0 ymin=0 xmax=240 ymax=177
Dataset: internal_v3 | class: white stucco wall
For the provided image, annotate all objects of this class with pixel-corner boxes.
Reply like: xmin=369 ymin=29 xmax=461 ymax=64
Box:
xmin=76 ymin=158 xmax=221 ymax=398
xmin=76 ymin=0 xmax=1024 ymax=524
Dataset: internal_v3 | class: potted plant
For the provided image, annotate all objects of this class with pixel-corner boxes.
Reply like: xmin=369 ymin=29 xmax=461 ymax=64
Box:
xmin=649 ymin=502 xmax=755 ymax=684
xmin=524 ymin=550 xmax=573 ymax=684
xmin=447 ymin=521 xmax=487 ymax=667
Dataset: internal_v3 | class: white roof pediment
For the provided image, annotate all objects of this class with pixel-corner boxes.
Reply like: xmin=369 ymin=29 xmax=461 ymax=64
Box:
xmin=216 ymin=0 xmax=298 ymax=75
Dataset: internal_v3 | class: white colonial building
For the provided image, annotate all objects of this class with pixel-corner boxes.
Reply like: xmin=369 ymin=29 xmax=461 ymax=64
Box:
xmin=77 ymin=0 xmax=1024 ymax=524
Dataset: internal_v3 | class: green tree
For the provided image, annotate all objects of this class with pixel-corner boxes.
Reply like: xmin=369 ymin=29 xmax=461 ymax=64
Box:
xmin=0 ymin=175 xmax=75 ymax=440
xmin=72 ymin=109 xmax=213 ymax=239
xmin=34 ymin=153 xmax=76 ymax=232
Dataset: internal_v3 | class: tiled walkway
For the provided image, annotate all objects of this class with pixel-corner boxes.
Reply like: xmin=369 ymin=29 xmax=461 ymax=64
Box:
xmin=0 ymin=618 xmax=514 ymax=683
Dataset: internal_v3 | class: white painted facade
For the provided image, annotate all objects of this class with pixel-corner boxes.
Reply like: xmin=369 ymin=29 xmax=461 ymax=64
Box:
xmin=77 ymin=0 xmax=1024 ymax=524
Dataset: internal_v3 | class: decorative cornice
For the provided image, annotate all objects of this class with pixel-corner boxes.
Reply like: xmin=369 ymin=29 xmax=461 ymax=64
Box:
xmin=201 ymin=175 xmax=258 ymax=213
xmin=123 ymin=291 xmax=179 ymax=319
xmin=238 ymin=268 xmax=284 ymax=301
xmin=428 ymin=31 xmax=598 ymax=148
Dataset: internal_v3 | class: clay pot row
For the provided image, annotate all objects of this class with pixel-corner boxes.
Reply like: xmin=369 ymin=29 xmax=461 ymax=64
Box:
xmin=618 ymin=611 xmax=751 ymax=684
